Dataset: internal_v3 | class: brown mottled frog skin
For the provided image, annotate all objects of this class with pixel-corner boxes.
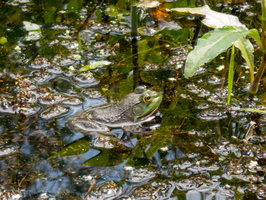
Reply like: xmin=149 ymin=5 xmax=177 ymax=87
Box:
xmin=67 ymin=86 xmax=162 ymax=133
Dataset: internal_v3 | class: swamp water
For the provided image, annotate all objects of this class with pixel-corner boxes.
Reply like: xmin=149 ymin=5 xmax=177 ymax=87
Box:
xmin=0 ymin=0 xmax=265 ymax=199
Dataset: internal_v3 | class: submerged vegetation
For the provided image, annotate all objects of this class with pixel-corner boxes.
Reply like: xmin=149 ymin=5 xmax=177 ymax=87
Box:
xmin=0 ymin=0 xmax=266 ymax=199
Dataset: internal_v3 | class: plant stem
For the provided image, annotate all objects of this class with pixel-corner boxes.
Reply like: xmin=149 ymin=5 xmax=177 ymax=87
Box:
xmin=227 ymin=45 xmax=235 ymax=105
xmin=131 ymin=0 xmax=141 ymax=88
xmin=249 ymin=0 xmax=266 ymax=95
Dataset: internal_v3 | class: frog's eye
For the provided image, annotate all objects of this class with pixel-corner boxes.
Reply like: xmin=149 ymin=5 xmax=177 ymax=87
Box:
xmin=143 ymin=94 xmax=152 ymax=103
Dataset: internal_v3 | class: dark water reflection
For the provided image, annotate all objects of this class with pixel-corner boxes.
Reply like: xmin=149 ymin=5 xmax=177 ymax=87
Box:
xmin=0 ymin=0 xmax=265 ymax=199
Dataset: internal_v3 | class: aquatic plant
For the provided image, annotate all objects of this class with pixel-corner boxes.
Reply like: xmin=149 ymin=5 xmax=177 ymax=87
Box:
xmin=170 ymin=1 xmax=266 ymax=97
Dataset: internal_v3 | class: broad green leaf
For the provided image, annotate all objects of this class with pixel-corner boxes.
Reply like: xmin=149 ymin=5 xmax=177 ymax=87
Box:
xmin=170 ymin=5 xmax=245 ymax=29
xmin=248 ymin=29 xmax=264 ymax=51
xmin=234 ymin=37 xmax=254 ymax=83
xmin=50 ymin=139 xmax=91 ymax=158
xmin=184 ymin=27 xmax=250 ymax=78
xmin=240 ymin=108 xmax=266 ymax=114
xmin=227 ymin=45 xmax=235 ymax=105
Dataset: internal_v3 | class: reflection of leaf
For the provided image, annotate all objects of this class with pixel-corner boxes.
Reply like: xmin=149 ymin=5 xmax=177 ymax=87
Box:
xmin=138 ymin=38 xmax=165 ymax=66
xmin=126 ymin=136 xmax=153 ymax=166
xmin=83 ymin=147 xmax=131 ymax=166
xmin=7 ymin=9 xmax=23 ymax=26
xmin=170 ymin=5 xmax=245 ymax=29
xmin=158 ymin=19 xmax=181 ymax=31
xmin=184 ymin=26 xmax=250 ymax=78
xmin=68 ymin=0 xmax=82 ymax=12
xmin=163 ymin=101 xmax=193 ymax=118
xmin=159 ymin=28 xmax=190 ymax=45
xmin=126 ymin=128 xmax=171 ymax=166
xmin=145 ymin=129 xmax=171 ymax=158
xmin=50 ymin=139 xmax=91 ymax=158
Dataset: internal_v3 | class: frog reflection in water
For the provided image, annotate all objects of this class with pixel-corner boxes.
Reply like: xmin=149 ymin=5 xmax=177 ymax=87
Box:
xmin=68 ymin=86 xmax=162 ymax=134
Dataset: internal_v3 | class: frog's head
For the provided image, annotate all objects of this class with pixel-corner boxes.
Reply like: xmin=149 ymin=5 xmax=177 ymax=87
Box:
xmin=132 ymin=86 xmax=163 ymax=122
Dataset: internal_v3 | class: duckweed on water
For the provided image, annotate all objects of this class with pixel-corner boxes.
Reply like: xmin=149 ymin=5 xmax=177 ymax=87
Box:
xmin=0 ymin=0 xmax=265 ymax=199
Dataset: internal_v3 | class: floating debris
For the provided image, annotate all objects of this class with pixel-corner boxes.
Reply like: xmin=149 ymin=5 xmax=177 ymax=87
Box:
xmin=32 ymin=70 xmax=51 ymax=83
xmin=30 ymin=57 xmax=51 ymax=69
xmin=38 ymin=93 xmax=65 ymax=105
xmin=82 ymin=89 xmax=102 ymax=99
xmin=130 ymin=181 xmax=176 ymax=200
xmin=198 ymin=109 xmax=228 ymax=120
xmin=73 ymin=72 xmax=99 ymax=85
xmin=85 ymin=181 xmax=123 ymax=200
xmin=91 ymin=134 xmax=115 ymax=149
xmin=61 ymin=96 xmax=83 ymax=106
xmin=125 ymin=166 xmax=157 ymax=183
xmin=40 ymin=105 xmax=69 ymax=119
xmin=0 ymin=146 xmax=17 ymax=157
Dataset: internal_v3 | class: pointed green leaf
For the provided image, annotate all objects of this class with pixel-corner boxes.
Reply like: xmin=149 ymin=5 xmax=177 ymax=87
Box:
xmin=184 ymin=27 xmax=251 ymax=78
xmin=50 ymin=139 xmax=91 ymax=158
xmin=170 ymin=5 xmax=245 ymax=28
xmin=234 ymin=37 xmax=254 ymax=83
xmin=248 ymin=29 xmax=264 ymax=51
xmin=240 ymin=108 xmax=266 ymax=114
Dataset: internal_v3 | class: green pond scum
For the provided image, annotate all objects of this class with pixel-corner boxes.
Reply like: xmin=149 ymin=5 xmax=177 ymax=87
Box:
xmin=0 ymin=0 xmax=266 ymax=199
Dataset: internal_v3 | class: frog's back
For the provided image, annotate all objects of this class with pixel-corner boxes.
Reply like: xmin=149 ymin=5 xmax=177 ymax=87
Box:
xmin=92 ymin=93 xmax=140 ymax=125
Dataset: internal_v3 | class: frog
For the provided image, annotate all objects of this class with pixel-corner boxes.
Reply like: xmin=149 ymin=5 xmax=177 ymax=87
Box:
xmin=67 ymin=86 xmax=163 ymax=134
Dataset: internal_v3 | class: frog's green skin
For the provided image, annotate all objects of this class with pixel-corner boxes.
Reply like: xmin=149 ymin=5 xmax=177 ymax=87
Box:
xmin=68 ymin=86 xmax=162 ymax=133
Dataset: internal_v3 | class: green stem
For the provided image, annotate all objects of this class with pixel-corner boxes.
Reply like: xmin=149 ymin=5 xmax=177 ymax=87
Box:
xmin=227 ymin=45 xmax=235 ymax=105
xmin=249 ymin=0 xmax=266 ymax=95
